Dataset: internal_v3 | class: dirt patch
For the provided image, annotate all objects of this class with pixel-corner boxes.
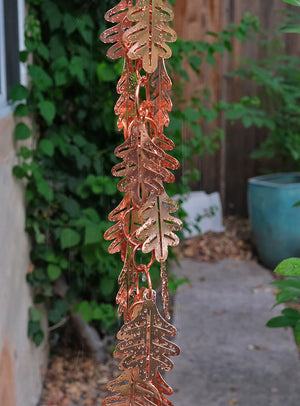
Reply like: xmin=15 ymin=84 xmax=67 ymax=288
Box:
xmin=175 ymin=216 xmax=256 ymax=263
xmin=38 ymin=347 xmax=119 ymax=406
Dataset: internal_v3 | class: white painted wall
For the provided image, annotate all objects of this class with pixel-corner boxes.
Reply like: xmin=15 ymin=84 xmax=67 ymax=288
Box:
xmin=0 ymin=113 xmax=48 ymax=406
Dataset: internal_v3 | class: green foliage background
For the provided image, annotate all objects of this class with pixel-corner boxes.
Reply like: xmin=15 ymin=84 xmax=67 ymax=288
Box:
xmin=11 ymin=0 xmax=263 ymax=345
xmin=231 ymin=10 xmax=300 ymax=170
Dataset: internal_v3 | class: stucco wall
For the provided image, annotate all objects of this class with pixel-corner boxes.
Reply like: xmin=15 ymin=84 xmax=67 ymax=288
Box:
xmin=0 ymin=113 xmax=48 ymax=406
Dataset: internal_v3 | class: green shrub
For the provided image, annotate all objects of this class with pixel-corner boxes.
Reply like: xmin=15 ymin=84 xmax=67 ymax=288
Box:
xmin=267 ymin=258 xmax=300 ymax=344
xmin=232 ymin=12 xmax=300 ymax=170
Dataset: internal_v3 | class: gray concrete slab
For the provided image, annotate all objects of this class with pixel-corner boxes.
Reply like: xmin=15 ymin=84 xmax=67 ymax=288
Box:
xmin=168 ymin=259 xmax=300 ymax=406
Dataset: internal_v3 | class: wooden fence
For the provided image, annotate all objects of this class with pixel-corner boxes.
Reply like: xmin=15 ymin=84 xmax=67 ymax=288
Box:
xmin=174 ymin=0 xmax=300 ymax=216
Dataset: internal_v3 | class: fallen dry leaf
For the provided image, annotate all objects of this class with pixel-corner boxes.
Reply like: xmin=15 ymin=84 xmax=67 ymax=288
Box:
xmin=271 ymin=387 xmax=278 ymax=393
xmin=38 ymin=347 xmax=119 ymax=406
xmin=174 ymin=217 xmax=256 ymax=263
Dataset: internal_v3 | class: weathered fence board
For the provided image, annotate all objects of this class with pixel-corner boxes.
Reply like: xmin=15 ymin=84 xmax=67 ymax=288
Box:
xmin=174 ymin=0 xmax=300 ymax=216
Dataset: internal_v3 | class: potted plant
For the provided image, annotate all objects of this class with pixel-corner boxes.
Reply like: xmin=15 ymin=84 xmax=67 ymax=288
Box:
xmin=236 ymin=15 xmax=300 ymax=268
xmin=248 ymin=173 xmax=300 ymax=269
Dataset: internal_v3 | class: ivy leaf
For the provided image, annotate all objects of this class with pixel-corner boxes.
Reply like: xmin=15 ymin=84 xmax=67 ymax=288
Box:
xmin=19 ymin=50 xmax=28 ymax=63
xmin=45 ymin=253 xmax=60 ymax=264
xmin=10 ymin=84 xmax=29 ymax=102
xmin=275 ymin=258 xmax=300 ymax=276
xmin=32 ymin=330 xmax=44 ymax=347
xmin=33 ymin=223 xmax=46 ymax=244
xmin=47 ymin=264 xmax=61 ymax=281
xmin=49 ymin=34 xmax=66 ymax=59
xmin=13 ymin=165 xmax=27 ymax=179
xmin=93 ymin=306 xmax=104 ymax=320
xmin=70 ymin=56 xmax=85 ymax=84
xmin=41 ymin=0 xmax=62 ymax=31
xmin=60 ymin=258 xmax=68 ymax=269
xmin=84 ymin=223 xmax=102 ymax=245
xmin=63 ymin=13 xmax=76 ymax=35
xmin=51 ymin=56 xmax=69 ymax=70
xmin=61 ymin=228 xmax=81 ymax=249
xmin=54 ymin=71 xmax=68 ymax=86
xmin=39 ymin=139 xmax=55 ymax=157
xmin=75 ymin=301 xmax=93 ymax=323
xmin=28 ymin=311 xmax=45 ymax=347
xmin=37 ymin=43 xmax=49 ymax=60
xmin=97 ymin=62 xmax=118 ymax=82
xmin=62 ymin=198 xmax=81 ymax=218
xmin=14 ymin=123 xmax=31 ymax=140
xmin=14 ymin=104 xmax=29 ymax=117
xmin=28 ymin=65 xmax=53 ymax=91
xmin=48 ymin=299 xmax=68 ymax=324
xmin=29 ymin=307 xmax=42 ymax=322
xmin=76 ymin=17 xmax=93 ymax=44
xmin=82 ymin=208 xmax=100 ymax=223
xmin=36 ymin=179 xmax=54 ymax=202
xmin=100 ymin=278 xmax=115 ymax=298
xmin=38 ymin=101 xmax=56 ymax=125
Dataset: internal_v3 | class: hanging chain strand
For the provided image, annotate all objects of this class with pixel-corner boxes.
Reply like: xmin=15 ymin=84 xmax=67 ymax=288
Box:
xmin=101 ymin=1 xmax=181 ymax=405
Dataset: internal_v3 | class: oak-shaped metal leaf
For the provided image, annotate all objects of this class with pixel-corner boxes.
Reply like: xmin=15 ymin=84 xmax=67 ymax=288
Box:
xmin=150 ymin=127 xmax=175 ymax=152
xmin=114 ymin=298 xmax=180 ymax=380
xmin=124 ymin=0 xmax=177 ymax=73
xmin=152 ymin=373 xmax=174 ymax=406
xmin=160 ymin=261 xmax=170 ymax=320
xmin=151 ymin=59 xmax=172 ymax=131
xmin=104 ymin=192 xmax=142 ymax=261
xmin=100 ymin=0 xmax=133 ymax=59
xmin=136 ymin=192 xmax=182 ymax=262
xmin=112 ymin=118 xmax=175 ymax=207
xmin=116 ymin=258 xmax=139 ymax=321
xmin=104 ymin=367 xmax=162 ymax=406
xmin=115 ymin=58 xmax=136 ymax=133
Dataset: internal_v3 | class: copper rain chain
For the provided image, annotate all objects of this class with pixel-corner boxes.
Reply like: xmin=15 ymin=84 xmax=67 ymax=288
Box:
xmin=101 ymin=1 xmax=181 ymax=404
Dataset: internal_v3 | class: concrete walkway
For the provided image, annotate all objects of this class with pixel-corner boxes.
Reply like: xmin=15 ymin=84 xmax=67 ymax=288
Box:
xmin=168 ymin=259 xmax=300 ymax=405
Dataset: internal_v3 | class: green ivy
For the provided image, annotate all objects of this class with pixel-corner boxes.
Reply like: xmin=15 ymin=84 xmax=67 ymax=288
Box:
xmin=12 ymin=0 xmax=263 ymax=346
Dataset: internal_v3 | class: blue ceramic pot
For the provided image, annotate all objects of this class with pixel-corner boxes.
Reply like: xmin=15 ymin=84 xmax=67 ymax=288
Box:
xmin=248 ymin=173 xmax=300 ymax=269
